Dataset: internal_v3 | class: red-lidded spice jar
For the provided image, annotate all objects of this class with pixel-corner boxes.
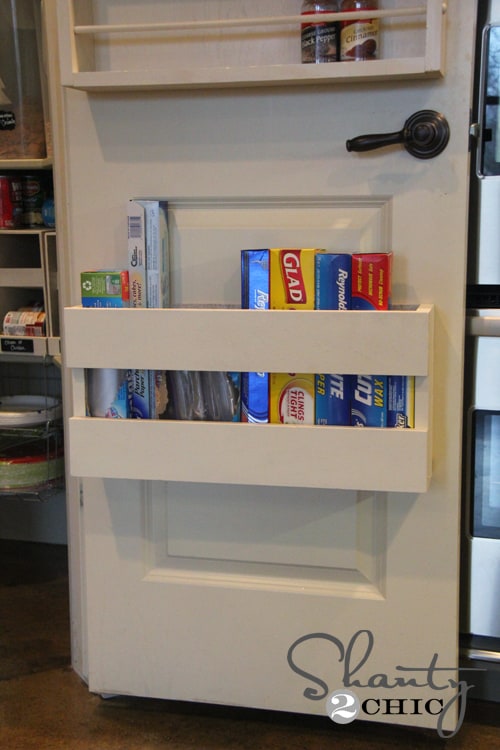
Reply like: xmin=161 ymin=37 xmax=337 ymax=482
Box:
xmin=301 ymin=0 xmax=340 ymax=64
xmin=340 ymin=0 xmax=379 ymax=61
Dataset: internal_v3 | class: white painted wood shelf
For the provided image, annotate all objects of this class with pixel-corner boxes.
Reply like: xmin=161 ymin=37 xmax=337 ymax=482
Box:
xmin=0 ymin=229 xmax=60 ymax=360
xmin=56 ymin=0 xmax=446 ymax=92
xmin=64 ymin=303 xmax=434 ymax=492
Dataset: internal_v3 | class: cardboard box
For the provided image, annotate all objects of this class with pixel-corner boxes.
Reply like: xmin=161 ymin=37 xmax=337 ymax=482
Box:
xmin=351 ymin=252 xmax=392 ymax=427
xmin=80 ymin=270 xmax=129 ymax=308
xmin=241 ymin=250 xmax=269 ymax=423
xmin=270 ymin=373 xmax=316 ymax=424
xmin=388 ymin=375 xmax=415 ymax=428
xmin=351 ymin=375 xmax=388 ymax=427
xmin=269 ymin=249 xmax=324 ymax=424
xmin=127 ymin=199 xmax=170 ymax=419
xmin=270 ymin=248 xmax=324 ymax=310
xmin=315 ymin=253 xmax=352 ymax=425
xmin=351 ymin=252 xmax=392 ymax=310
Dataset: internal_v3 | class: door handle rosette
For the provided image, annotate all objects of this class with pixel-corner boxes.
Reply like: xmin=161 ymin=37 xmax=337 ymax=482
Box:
xmin=346 ymin=110 xmax=450 ymax=159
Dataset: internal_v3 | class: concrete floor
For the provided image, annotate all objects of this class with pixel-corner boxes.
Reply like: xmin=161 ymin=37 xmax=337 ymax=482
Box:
xmin=1 ymin=539 xmax=499 ymax=750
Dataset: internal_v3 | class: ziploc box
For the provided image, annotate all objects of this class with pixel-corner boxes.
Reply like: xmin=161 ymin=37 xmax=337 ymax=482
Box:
xmin=351 ymin=252 xmax=392 ymax=311
xmin=351 ymin=252 xmax=392 ymax=427
xmin=241 ymin=250 xmax=269 ymax=423
xmin=269 ymin=248 xmax=324 ymax=424
xmin=80 ymin=270 xmax=130 ymax=308
xmin=315 ymin=253 xmax=352 ymax=425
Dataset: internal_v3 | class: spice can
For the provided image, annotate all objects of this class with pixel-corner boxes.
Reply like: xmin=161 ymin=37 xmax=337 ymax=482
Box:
xmin=0 ymin=175 xmax=23 ymax=228
xmin=3 ymin=311 xmax=46 ymax=337
xmin=22 ymin=174 xmax=45 ymax=227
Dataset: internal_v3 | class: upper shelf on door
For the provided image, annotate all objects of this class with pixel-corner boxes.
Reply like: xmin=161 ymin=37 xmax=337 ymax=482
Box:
xmin=56 ymin=0 xmax=447 ymax=92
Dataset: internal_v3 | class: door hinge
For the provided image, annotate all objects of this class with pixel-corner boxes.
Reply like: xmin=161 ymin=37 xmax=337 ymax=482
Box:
xmin=79 ymin=481 xmax=84 ymax=507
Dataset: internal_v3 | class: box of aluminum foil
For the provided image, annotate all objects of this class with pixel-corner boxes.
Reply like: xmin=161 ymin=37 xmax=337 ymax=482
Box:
xmin=314 ymin=252 xmax=352 ymax=425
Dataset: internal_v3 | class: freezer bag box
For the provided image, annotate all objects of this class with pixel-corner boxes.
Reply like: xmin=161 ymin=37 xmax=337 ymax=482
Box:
xmin=80 ymin=270 xmax=130 ymax=308
xmin=270 ymin=248 xmax=325 ymax=310
xmin=351 ymin=252 xmax=392 ymax=310
xmin=315 ymin=252 xmax=352 ymax=425
xmin=241 ymin=249 xmax=269 ymax=423
xmin=388 ymin=375 xmax=415 ymax=428
xmin=270 ymin=373 xmax=315 ymax=424
xmin=351 ymin=375 xmax=388 ymax=427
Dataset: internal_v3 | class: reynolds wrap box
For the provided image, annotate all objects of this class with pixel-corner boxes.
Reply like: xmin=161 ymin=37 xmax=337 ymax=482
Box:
xmin=241 ymin=250 xmax=269 ymax=423
xmin=351 ymin=252 xmax=392 ymax=427
xmin=270 ymin=248 xmax=324 ymax=424
xmin=314 ymin=253 xmax=352 ymax=425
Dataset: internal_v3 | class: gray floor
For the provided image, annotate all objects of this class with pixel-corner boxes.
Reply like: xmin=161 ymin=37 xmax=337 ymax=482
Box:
xmin=1 ymin=540 xmax=499 ymax=749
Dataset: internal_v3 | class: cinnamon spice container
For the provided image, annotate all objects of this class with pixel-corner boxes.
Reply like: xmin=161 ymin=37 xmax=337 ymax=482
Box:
xmin=340 ymin=0 xmax=379 ymax=61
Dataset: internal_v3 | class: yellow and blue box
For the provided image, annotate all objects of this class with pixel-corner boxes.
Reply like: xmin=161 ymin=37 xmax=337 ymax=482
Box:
xmin=269 ymin=249 xmax=324 ymax=424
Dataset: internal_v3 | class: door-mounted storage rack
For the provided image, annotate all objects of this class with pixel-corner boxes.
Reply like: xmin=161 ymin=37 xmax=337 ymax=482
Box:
xmin=64 ymin=303 xmax=434 ymax=493
xmin=56 ymin=0 xmax=447 ymax=91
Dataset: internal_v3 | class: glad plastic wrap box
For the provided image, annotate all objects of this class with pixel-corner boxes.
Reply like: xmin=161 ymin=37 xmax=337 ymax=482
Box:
xmin=269 ymin=248 xmax=324 ymax=424
xmin=270 ymin=373 xmax=315 ymax=424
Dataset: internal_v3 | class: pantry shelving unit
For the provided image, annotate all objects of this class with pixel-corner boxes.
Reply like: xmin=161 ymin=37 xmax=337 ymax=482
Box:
xmin=0 ymin=195 xmax=61 ymax=500
xmin=0 ymin=227 xmax=60 ymax=359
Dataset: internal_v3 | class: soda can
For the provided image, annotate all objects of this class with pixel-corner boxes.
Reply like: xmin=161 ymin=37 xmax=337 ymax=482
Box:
xmin=0 ymin=175 xmax=23 ymax=228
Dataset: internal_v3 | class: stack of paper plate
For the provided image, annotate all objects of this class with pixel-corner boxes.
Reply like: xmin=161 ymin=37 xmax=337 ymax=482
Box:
xmin=0 ymin=395 xmax=62 ymax=427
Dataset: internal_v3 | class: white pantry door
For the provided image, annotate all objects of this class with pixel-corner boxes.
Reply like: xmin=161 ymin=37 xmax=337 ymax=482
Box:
xmin=50 ymin=0 xmax=477 ymax=736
